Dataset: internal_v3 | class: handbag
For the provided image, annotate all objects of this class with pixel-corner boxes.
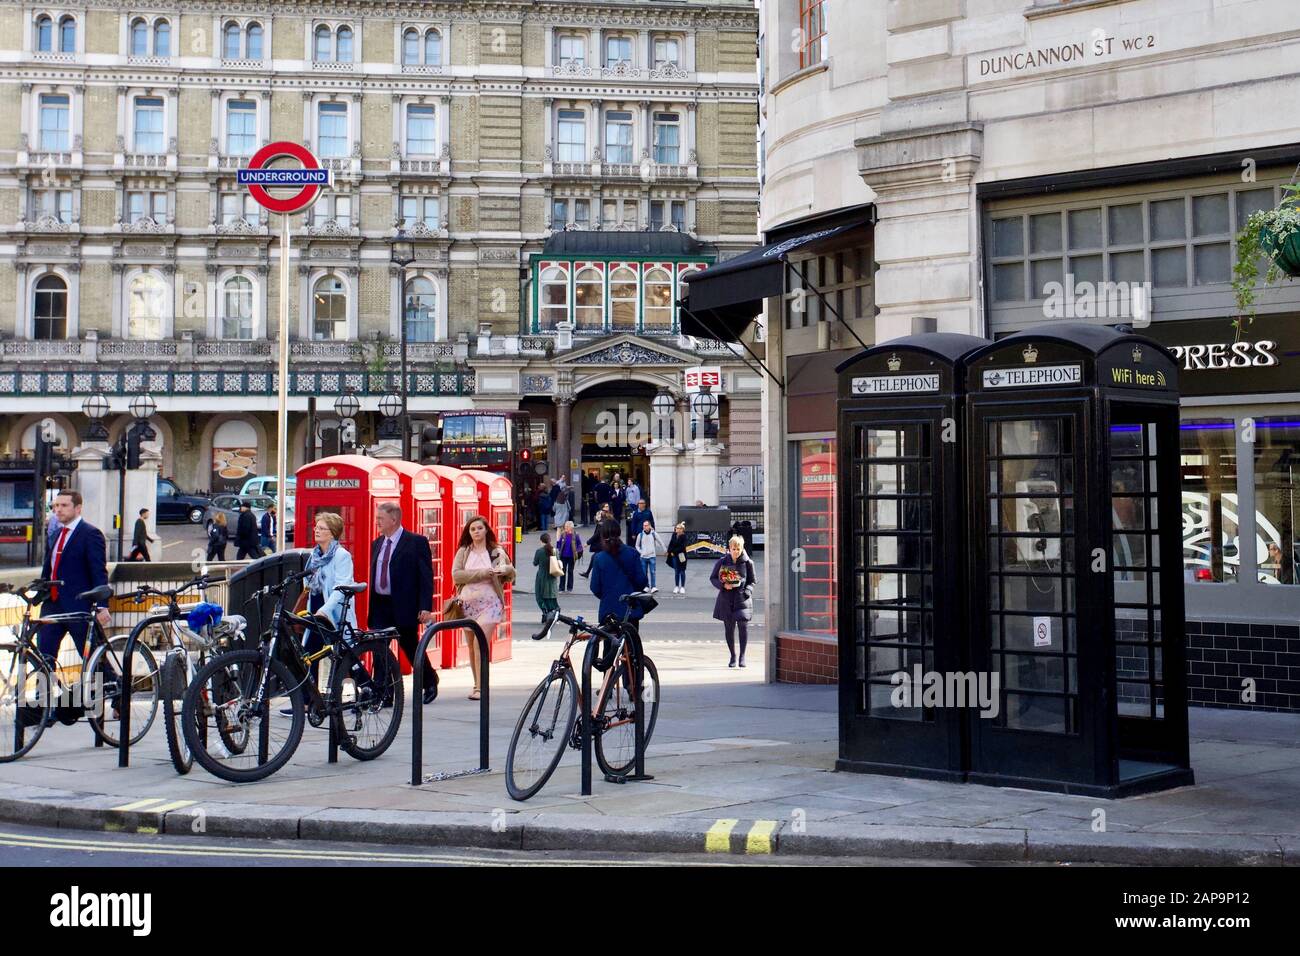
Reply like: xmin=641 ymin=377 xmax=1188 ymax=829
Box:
xmin=442 ymin=595 xmax=464 ymax=620
xmin=292 ymin=588 xmax=309 ymax=615
xmin=548 ymin=553 xmax=564 ymax=577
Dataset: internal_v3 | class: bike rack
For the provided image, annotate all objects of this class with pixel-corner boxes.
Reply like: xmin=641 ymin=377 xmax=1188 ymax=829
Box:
xmin=116 ymin=616 xmax=153 ymax=768
xmin=578 ymin=624 xmax=653 ymax=797
xmin=410 ymin=619 xmax=489 ymax=786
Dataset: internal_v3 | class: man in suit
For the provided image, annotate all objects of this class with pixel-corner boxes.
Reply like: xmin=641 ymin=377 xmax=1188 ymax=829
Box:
xmin=234 ymin=501 xmax=260 ymax=560
xmin=129 ymin=507 xmax=157 ymax=561
xmin=39 ymin=490 xmax=111 ymax=664
xmin=369 ymin=501 xmax=439 ymax=704
xmin=259 ymin=504 xmax=277 ymax=553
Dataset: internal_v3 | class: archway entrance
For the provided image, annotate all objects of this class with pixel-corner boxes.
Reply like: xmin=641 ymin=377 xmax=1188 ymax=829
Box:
xmin=574 ymin=380 xmax=658 ymax=506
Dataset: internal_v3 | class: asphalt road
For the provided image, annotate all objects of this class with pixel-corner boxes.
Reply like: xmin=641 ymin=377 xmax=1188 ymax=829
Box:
xmin=0 ymin=822 xmax=1008 ymax=867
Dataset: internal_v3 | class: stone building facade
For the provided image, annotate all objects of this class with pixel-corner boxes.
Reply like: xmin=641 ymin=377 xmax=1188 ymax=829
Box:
xmin=712 ymin=0 xmax=1300 ymax=711
xmin=0 ymin=0 xmax=761 ymax=516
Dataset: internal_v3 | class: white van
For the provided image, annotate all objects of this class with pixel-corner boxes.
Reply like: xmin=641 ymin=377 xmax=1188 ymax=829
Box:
xmin=239 ymin=476 xmax=296 ymax=501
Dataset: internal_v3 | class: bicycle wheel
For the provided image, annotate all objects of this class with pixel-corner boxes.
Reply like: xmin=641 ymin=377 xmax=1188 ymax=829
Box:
xmin=594 ymin=653 xmax=659 ymax=778
xmin=85 ymin=636 xmax=159 ymax=749
xmin=505 ymin=666 xmax=579 ymax=801
xmin=331 ymin=639 xmax=404 ymax=761
xmin=0 ymin=643 xmax=53 ymax=762
xmin=182 ymin=650 xmax=304 ymax=783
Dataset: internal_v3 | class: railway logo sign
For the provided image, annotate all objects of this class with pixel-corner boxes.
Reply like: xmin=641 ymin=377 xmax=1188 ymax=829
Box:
xmin=238 ymin=141 xmax=331 ymax=215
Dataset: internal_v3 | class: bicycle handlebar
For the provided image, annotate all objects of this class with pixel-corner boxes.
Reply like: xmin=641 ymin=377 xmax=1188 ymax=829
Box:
xmin=132 ymin=575 xmax=209 ymax=604
xmin=0 ymin=579 xmax=62 ymax=605
xmin=530 ymin=590 xmax=650 ymax=641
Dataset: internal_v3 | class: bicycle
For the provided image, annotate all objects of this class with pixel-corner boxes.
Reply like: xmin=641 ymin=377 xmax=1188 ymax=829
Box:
xmin=180 ymin=569 xmax=405 ymax=783
xmin=122 ymin=576 xmax=248 ymax=774
xmin=0 ymin=578 xmax=118 ymax=762
xmin=505 ymin=592 xmax=660 ymax=801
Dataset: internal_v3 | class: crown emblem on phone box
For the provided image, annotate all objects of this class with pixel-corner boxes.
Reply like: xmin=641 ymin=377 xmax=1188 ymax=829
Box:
xmin=1022 ymin=344 xmax=1039 ymax=363
xmin=887 ymin=353 xmax=902 ymax=372
xmin=1132 ymin=345 xmax=1143 ymax=363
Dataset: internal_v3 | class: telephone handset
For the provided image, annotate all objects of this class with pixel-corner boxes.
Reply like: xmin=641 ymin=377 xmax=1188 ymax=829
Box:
xmin=1015 ymin=480 xmax=1061 ymax=563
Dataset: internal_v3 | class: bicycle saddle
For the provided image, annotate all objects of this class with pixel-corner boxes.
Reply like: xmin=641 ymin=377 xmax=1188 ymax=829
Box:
xmin=620 ymin=591 xmax=658 ymax=614
xmin=77 ymin=585 xmax=113 ymax=604
xmin=334 ymin=583 xmax=367 ymax=595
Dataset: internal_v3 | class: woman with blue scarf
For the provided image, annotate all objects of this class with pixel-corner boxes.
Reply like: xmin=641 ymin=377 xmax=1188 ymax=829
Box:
xmin=285 ymin=513 xmax=357 ymax=714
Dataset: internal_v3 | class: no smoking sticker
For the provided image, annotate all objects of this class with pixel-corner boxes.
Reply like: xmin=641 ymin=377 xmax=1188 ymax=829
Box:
xmin=1033 ymin=616 xmax=1053 ymax=647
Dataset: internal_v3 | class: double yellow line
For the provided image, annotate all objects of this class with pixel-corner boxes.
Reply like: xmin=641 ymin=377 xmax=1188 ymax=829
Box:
xmin=705 ymin=819 xmax=779 ymax=854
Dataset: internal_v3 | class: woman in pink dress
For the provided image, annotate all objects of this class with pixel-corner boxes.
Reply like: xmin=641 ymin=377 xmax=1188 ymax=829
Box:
xmin=450 ymin=515 xmax=516 ymax=699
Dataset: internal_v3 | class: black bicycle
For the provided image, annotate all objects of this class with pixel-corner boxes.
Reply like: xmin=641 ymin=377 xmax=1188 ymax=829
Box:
xmin=0 ymin=578 xmax=116 ymax=761
xmin=505 ymin=592 xmax=660 ymax=801
xmin=180 ymin=570 xmax=405 ymax=783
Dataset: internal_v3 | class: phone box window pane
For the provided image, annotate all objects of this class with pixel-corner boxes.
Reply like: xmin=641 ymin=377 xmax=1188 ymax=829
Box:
xmin=1003 ymin=693 xmax=1068 ymax=733
xmin=1002 ymin=654 xmax=1066 ymax=693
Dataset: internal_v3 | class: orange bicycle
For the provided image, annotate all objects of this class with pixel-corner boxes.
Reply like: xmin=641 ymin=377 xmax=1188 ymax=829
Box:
xmin=505 ymin=592 xmax=659 ymax=801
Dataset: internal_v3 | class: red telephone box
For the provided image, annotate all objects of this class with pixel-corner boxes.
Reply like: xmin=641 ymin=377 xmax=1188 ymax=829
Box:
xmin=294 ymin=455 xmax=402 ymax=631
xmin=464 ymin=469 xmax=516 ymax=663
xmin=441 ymin=468 xmax=485 ymax=669
xmin=392 ymin=460 xmax=448 ymax=671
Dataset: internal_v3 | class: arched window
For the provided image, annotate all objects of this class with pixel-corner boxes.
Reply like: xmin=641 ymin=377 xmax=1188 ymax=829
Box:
xmin=403 ymin=28 xmax=420 ymax=65
xmin=676 ymin=266 xmax=703 ymax=327
xmin=223 ymin=22 xmax=241 ymax=59
xmin=314 ymin=25 xmax=332 ymax=61
xmin=36 ymin=15 xmax=53 ymax=52
xmin=643 ymin=267 xmax=673 ymax=330
xmin=154 ymin=19 xmax=170 ymax=57
xmin=540 ymin=266 xmax=569 ymax=330
xmin=403 ymin=277 xmax=437 ymax=342
xmin=33 ymin=274 xmax=68 ymax=340
xmin=313 ymin=276 xmax=347 ymax=340
xmin=609 ymin=265 xmax=637 ymax=330
xmin=221 ymin=276 xmax=254 ymax=340
xmin=128 ymin=273 xmax=167 ymax=340
xmin=574 ymin=267 xmax=604 ymax=330
xmin=130 ymin=18 xmax=148 ymax=55
xmin=246 ymin=23 xmax=263 ymax=60
xmin=425 ymin=29 xmax=442 ymax=65
xmin=336 ymin=26 xmax=353 ymax=62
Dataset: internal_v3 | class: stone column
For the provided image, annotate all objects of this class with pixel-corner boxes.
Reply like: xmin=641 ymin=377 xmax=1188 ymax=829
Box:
xmin=122 ymin=444 xmax=161 ymax=562
xmin=855 ymin=124 xmax=984 ymax=342
xmin=690 ymin=443 xmax=723 ymax=507
xmin=554 ymin=388 xmax=572 ymax=490
xmin=647 ymin=441 xmax=680 ymax=522
xmin=70 ymin=442 xmax=114 ymax=543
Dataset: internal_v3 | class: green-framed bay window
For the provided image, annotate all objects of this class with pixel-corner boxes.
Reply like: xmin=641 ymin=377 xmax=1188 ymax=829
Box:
xmin=529 ymin=254 xmax=712 ymax=333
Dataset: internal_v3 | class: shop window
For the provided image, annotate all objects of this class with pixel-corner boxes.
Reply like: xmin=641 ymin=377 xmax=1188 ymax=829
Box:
xmin=609 ymin=265 xmax=637 ymax=330
xmin=783 ymin=243 xmax=871 ymax=329
xmin=791 ymin=438 xmax=837 ymax=635
xmin=312 ymin=275 xmax=347 ymax=340
xmin=643 ymin=267 xmax=673 ymax=329
xmin=573 ymin=266 xmax=603 ymax=330
xmin=539 ymin=265 xmax=568 ymax=330
xmin=1254 ymin=418 xmax=1300 ymax=586
xmin=1180 ymin=419 xmax=1238 ymax=583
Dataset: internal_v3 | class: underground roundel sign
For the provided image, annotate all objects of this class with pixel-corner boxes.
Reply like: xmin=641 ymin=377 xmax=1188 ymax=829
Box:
xmin=237 ymin=141 xmax=332 ymax=215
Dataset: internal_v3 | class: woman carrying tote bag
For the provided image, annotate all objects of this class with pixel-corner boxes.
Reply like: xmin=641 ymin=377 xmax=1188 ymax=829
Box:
xmin=533 ymin=532 xmax=561 ymax=614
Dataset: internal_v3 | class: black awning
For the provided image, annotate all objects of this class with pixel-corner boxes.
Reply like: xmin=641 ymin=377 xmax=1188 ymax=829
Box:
xmin=678 ymin=213 xmax=873 ymax=343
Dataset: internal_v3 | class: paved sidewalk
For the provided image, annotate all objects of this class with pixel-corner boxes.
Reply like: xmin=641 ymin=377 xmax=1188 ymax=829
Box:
xmin=2 ymin=621 xmax=1297 ymax=863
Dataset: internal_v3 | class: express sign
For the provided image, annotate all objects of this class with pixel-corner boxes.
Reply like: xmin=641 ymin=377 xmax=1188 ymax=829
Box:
xmin=238 ymin=141 xmax=331 ymax=214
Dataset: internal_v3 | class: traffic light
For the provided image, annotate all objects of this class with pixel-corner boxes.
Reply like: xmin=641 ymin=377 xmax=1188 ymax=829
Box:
xmin=420 ymin=425 xmax=439 ymax=464
xmin=516 ymin=447 xmax=532 ymax=479
xmin=126 ymin=425 xmax=143 ymax=470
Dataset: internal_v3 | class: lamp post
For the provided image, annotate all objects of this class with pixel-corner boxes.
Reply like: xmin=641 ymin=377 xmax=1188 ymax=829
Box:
xmin=82 ymin=393 xmax=110 ymax=442
xmin=377 ymin=391 xmax=403 ymax=440
xmin=391 ymin=229 xmax=416 ymax=460
xmin=114 ymin=393 xmax=156 ymax=560
xmin=691 ymin=384 xmax=719 ymax=443
xmin=652 ymin=388 xmax=675 ymax=443
xmin=334 ymin=388 xmax=359 ymax=453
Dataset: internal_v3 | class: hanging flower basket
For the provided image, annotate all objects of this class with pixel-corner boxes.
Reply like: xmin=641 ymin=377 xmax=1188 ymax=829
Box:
xmin=1232 ymin=182 xmax=1300 ymax=324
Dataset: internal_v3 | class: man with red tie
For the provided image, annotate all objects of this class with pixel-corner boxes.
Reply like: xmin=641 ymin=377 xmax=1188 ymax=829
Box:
xmin=369 ymin=502 xmax=438 ymax=704
xmin=39 ymin=491 xmax=111 ymax=663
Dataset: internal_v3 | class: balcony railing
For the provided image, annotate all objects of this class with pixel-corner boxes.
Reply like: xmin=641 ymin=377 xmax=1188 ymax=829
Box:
xmin=220 ymin=58 xmax=266 ymax=70
xmin=1 ymin=340 xmax=84 ymax=359
xmin=401 ymin=63 xmax=444 ymax=75
xmin=311 ymin=59 xmax=355 ymax=72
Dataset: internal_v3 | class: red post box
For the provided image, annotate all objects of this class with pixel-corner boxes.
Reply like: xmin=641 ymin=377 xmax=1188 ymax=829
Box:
xmin=464 ymin=469 xmax=516 ymax=663
xmin=391 ymin=460 xmax=448 ymax=672
xmin=294 ymin=455 xmax=402 ymax=632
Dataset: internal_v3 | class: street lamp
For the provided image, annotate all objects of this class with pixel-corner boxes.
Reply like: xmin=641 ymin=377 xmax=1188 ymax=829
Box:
xmin=377 ymin=391 xmax=403 ymax=439
xmin=82 ymin=393 xmax=110 ymax=442
xmin=113 ymin=392 xmax=156 ymax=560
xmin=391 ymin=229 xmax=417 ymax=460
xmin=691 ymin=385 xmax=719 ymax=442
xmin=129 ymin=392 xmax=157 ymax=421
xmin=335 ymin=389 xmax=359 ymax=452
xmin=652 ymin=388 xmax=675 ymax=443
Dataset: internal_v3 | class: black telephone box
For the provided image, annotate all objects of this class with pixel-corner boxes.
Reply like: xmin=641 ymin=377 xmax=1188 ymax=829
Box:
xmin=963 ymin=323 xmax=1193 ymax=797
xmin=835 ymin=333 xmax=990 ymax=780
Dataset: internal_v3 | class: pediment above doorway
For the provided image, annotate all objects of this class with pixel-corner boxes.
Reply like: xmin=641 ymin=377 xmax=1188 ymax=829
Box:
xmin=554 ymin=334 xmax=697 ymax=368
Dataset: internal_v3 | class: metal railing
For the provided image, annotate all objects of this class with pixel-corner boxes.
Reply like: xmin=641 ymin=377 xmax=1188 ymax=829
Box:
xmin=410 ymin=619 xmax=489 ymax=786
